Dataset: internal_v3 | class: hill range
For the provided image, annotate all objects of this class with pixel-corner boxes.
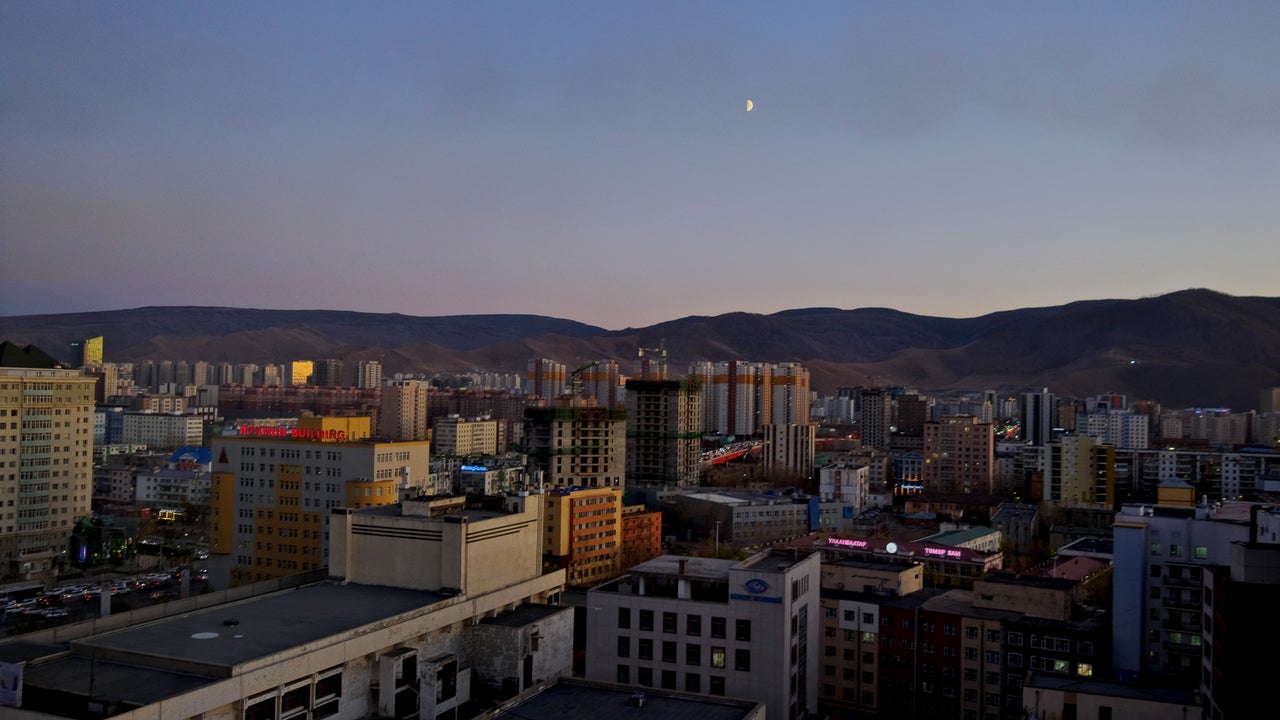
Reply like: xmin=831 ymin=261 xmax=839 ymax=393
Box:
xmin=1 ymin=289 xmax=1278 ymax=410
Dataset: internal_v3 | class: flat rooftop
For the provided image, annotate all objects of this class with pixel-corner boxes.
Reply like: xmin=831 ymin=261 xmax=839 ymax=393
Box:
xmin=480 ymin=678 xmax=761 ymax=720
xmin=18 ymin=581 xmax=451 ymax=708
xmin=629 ymin=555 xmax=736 ymax=581
xmin=480 ymin=603 xmax=570 ymax=629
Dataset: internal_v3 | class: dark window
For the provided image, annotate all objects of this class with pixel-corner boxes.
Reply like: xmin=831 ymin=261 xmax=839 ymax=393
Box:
xmin=617 ymin=636 xmax=630 ymax=658
xmin=435 ymin=659 xmax=457 ymax=702
xmin=661 ymin=669 xmax=677 ymax=690
xmin=245 ymin=697 xmax=275 ymax=720
xmin=710 ymin=676 xmax=726 ymax=696
xmin=736 ymin=619 xmax=752 ymax=642
xmin=687 ymin=614 xmax=702 ymax=636
xmin=638 ymin=638 xmax=653 ymax=660
xmin=639 ymin=610 xmax=654 ymax=632
xmin=618 ymin=607 xmax=631 ymax=629
xmin=662 ymin=641 xmax=678 ymax=663
xmin=735 ymin=648 xmax=751 ymax=671
xmin=685 ymin=673 xmax=701 ymax=693
xmin=617 ymin=665 xmax=630 ymax=683
xmin=638 ymin=667 xmax=653 ymax=687
xmin=711 ymin=616 xmax=727 ymax=638
xmin=663 ymin=612 xmax=678 ymax=633
xmin=686 ymin=643 xmax=702 ymax=665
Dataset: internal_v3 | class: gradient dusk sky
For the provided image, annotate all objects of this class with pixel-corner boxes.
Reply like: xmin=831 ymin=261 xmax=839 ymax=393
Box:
xmin=3 ymin=2 xmax=1278 ymax=330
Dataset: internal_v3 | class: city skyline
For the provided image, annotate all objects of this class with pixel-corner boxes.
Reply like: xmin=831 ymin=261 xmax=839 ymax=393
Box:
xmin=4 ymin=2 xmax=1279 ymax=329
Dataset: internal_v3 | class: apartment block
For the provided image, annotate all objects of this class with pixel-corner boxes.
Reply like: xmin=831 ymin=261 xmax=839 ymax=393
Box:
xmin=0 ymin=343 xmax=97 ymax=579
xmin=923 ymin=415 xmax=995 ymax=495
xmin=433 ymin=414 xmax=500 ymax=456
xmin=625 ymin=379 xmax=702 ymax=486
xmin=380 ymin=379 xmax=431 ymax=441
xmin=585 ymin=550 xmax=821 ymax=720
xmin=545 ymin=486 xmax=623 ymax=587
xmin=523 ymin=406 xmax=627 ymax=489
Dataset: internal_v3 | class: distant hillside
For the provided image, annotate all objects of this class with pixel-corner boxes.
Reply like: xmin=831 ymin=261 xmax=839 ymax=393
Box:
xmin=2 ymin=290 xmax=1278 ymax=409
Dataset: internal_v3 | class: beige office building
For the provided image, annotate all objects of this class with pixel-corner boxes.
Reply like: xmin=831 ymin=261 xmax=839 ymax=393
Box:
xmin=434 ymin=415 xmax=500 ymax=456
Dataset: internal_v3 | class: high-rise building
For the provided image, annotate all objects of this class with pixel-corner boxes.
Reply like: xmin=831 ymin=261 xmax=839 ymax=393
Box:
xmin=261 ymin=363 xmax=284 ymax=387
xmin=68 ymin=336 xmax=103 ymax=369
xmin=1045 ymin=435 xmax=1115 ymax=506
xmin=526 ymin=358 xmax=567 ymax=400
xmin=289 ymin=360 xmax=314 ymax=386
xmin=689 ymin=360 xmax=774 ymax=437
xmin=209 ymin=416 xmax=431 ymax=586
xmin=580 ymin=359 xmax=623 ymax=408
xmin=355 ymin=359 xmax=382 ymax=389
xmin=770 ymin=362 xmax=811 ymax=426
xmin=312 ymin=358 xmax=344 ymax=387
xmin=1019 ymin=388 xmax=1055 ymax=446
xmin=895 ymin=392 xmax=930 ymax=437
xmin=762 ymin=423 xmax=815 ymax=479
xmin=625 ymin=379 xmax=702 ymax=486
xmin=524 ymin=406 xmax=627 ymax=489
xmin=0 ymin=342 xmax=96 ymax=578
xmin=1260 ymin=386 xmax=1280 ymax=414
xmin=922 ymin=415 xmax=995 ymax=494
xmin=380 ymin=379 xmax=431 ymax=441
xmin=859 ymin=388 xmax=894 ymax=449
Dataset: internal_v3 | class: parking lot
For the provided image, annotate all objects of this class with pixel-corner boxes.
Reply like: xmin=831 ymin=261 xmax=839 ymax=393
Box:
xmin=3 ymin=567 xmax=208 ymax=633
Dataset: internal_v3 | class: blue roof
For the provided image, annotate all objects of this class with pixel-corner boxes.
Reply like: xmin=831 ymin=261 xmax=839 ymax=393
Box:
xmin=169 ymin=446 xmax=211 ymax=464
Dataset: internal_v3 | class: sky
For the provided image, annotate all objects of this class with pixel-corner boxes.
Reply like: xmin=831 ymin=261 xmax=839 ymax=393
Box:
xmin=3 ymin=2 xmax=1279 ymax=330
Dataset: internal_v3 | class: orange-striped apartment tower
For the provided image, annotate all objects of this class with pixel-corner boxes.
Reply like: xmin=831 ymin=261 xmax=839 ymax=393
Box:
xmin=580 ymin=359 xmax=623 ymax=408
xmin=770 ymin=362 xmax=811 ymax=426
xmin=210 ymin=415 xmax=431 ymax=586
xmin=544 ymin=486 xmax=623 ymax=587
xmin=526 ymin=358 xmax=567 ymax=401
xmin=689 ymin=360 xmax=774 ymax=437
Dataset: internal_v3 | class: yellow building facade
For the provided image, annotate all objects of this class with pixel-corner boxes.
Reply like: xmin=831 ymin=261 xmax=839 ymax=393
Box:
xmin=544 ymin=486 xmax=622 ymax=587
xmin=210 ymin=416 xmax=429 ymax=586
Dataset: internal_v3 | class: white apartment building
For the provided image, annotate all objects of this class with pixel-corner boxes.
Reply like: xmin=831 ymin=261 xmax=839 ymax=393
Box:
xmin=1083 ymin=409 xmax=1149 ymax=449
xmin=121 ymin=411 xmax=203 ymax=449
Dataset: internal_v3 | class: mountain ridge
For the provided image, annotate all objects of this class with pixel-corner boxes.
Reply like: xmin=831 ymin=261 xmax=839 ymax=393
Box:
xmin=2 ymin=289 xmax=1277 ymax=409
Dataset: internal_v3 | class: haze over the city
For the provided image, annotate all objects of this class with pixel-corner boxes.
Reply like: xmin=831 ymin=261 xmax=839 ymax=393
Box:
xmin=3 ymin=2 xmax=1278 ymax=329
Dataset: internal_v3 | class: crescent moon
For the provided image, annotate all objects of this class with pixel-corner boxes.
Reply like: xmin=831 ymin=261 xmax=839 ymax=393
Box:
xmin=746 ymin=99 xmax=754 ymax=112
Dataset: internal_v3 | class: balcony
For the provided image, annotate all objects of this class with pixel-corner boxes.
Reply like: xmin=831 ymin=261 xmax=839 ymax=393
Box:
xmin=1163 ymin=591 xmax=1202 ymax=610
xmin=1161 ymin=613 xmax=1201 ymax=632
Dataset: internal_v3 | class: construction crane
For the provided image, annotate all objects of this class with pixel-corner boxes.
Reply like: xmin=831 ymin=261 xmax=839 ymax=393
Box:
xmin=637 ymin=339 xmax=668 ymax=380
xmin=569 ymin=361 xmax=600 ymax=406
